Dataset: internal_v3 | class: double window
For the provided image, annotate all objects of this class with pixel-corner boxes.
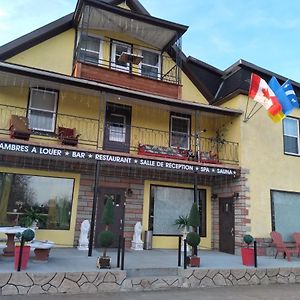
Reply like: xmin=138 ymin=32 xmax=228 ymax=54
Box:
xmin=170 ymin=113 xmax=190 ymax=149
xmin=111 ymin=40 xmax=131 ymax=72
xmin=78 ymin=34 xmax=102 ymax=65
xmin=28 ymin=88 xmax=58 ymax=132
xmin=140 ymin=49 xmax=161 ymax=79
xmin=283 ymin=117 xmax=299 ymax=155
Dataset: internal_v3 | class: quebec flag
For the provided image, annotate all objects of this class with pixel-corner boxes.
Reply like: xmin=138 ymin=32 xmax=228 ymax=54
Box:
xmin=282 ymin=80 xmax=299 ymax=109
xmin=269 ymin=76 xmax=294 ymax=115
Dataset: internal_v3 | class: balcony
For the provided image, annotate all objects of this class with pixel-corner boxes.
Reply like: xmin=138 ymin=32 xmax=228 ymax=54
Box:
xmin=0 ymin=104 xmax=239 ymax=165
xmin=73 ymin=38 xmax=182 ymax=99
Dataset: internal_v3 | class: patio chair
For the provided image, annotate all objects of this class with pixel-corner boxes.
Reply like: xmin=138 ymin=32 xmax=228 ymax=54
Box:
xmin=292 ymin=232 xmax=300 ymax=252
xmin=270 ymin=231 xmax=299 ymax=261
xmin=58 ymin=126 xmax=80 ymax=146
xmin=9 ymin=115 xmax=32 ymax=140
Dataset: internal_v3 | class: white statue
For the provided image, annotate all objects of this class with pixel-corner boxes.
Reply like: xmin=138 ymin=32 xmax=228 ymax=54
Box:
xmin=77 ymin=220 xmax=90 ymax=250
xmin=131 ymin=222 xmax=143 ymax=251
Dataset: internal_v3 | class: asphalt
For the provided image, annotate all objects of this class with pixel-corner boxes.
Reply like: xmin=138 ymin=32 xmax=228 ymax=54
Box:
xmin=1 ymin=285 xmax=300 ymax=300
xmin=1 ymin=246 xmax=300 ymax=274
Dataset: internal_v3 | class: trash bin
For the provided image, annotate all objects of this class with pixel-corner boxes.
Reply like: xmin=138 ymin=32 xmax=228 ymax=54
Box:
xmin=143 ymin=230 xmax=152 ymax=250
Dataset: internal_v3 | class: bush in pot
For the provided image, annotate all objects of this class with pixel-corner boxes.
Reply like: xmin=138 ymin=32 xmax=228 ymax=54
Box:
xmin=241 ymin=234 xmax=254 ymax=266
xmin=97 ymin=196 xmax=115 ymax=269
xmin=186 ymin=203 xmax=201 ymax=267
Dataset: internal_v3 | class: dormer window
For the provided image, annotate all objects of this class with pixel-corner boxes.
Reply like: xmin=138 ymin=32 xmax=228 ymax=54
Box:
xmin=78 ymin=34 xmax=102 ymax=65
xmin=111 ymin=40 xmax=132 ymax=72
xmin=140 ymin=49 xmax=161 ymax=80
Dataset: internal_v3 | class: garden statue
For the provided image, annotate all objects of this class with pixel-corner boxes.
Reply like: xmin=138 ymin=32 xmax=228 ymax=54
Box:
xmin=131 ymin=221 xmax=143 ymax=251
xmin=77 ymin=220 xmax=90 ymax=250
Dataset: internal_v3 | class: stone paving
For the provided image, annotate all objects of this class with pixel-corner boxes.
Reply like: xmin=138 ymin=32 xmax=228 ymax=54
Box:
xmin=1 ymin=248 xmax=300 ymax=295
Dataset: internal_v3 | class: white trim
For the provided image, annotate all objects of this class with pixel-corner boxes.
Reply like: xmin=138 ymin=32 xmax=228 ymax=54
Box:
xmin=28 ymin=88 xmax=58 ymax=132
xmin=111 ymin=40 xmax=131 ymax=72
xmin=283 ymin=117 xmax=300 ymax=155
xmin=170 ymin=115 xmax=190 ymax=149
xmin=79 ymin=33 xmax=103 ymax=66
xmin=138 ymin=48 xmax=161 ymax=80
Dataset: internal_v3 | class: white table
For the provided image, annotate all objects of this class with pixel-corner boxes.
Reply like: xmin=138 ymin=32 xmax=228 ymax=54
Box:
xmin=0 ymin=226 xmax=27 ymax=257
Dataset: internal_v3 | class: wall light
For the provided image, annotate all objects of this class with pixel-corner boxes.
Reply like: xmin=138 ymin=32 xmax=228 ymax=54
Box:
xmin=125 ymin=188 xmax=133 ymax=198
xmin=233 ymin=192 xmax=239 ymax=201
xmin=211 ymin=193 xmax=218 ymax=201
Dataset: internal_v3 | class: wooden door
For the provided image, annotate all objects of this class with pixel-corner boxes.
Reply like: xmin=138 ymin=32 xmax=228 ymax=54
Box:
xmin=219 ymin=197 xmax=235 ymax=254
xmin=103 ymin=103 xmax=131 ymax=153
xmin=95 ymin=188 xmax=126 ymax=248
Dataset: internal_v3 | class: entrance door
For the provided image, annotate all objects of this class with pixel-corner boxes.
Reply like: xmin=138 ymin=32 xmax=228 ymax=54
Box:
xmin=103 ymin=103 xmax=132 ymax=153
xmin=95 ymin=188 xmax=126 ymax=248
xmin=219 ymin=197 xmax=235 ymax=254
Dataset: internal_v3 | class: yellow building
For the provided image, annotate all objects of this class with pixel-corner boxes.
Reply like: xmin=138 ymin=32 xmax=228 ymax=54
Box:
xmin=0 ymin=0 xmax=298 ymax=255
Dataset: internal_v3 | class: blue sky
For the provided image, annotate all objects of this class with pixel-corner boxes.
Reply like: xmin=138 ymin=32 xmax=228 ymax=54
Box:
xmin=0 ymin=0 xmax=299 ymax=81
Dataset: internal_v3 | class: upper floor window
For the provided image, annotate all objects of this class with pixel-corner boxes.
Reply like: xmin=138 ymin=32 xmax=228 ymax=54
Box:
xmin=28 ymin=88 xmax=58 ymax=132
xmin=283 ymin=117 xmax=299 ymax=155
xmin=78 ymin=34 xmax=102 ymax=65
xmin=170 ymin=113 xmax=190 ymax=149
xmin=140 ymin=49 xmax=161 ymax=79
xmin=111 ymin=40 xmax=131 ymax=72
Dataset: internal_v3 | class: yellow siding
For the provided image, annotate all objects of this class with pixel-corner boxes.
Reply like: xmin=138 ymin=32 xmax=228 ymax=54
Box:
xmin=7 ymin=30 xmax=75 ymax=75
xmin=238 ymin=95 xmax=300 ymax=238
xmin=181 ymin=72 xmax=208 ymax=104
xmin=142 ymin=180 xmax=212 ymax=250
xmin=0 ymin=167 xmax=80 ymax=247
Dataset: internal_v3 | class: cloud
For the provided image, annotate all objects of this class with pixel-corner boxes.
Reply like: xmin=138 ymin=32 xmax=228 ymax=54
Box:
xmin=0 ymin=8 xmax=6 ymax=17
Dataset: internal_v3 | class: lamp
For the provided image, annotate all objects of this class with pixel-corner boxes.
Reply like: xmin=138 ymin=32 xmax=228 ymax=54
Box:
xmin=211 ymin=193 xmax=218 ymax=201
xmin=125 ymin=188 xmax=133 ymax=198
xmin=233 ymin=192 xmax=239 ymax=201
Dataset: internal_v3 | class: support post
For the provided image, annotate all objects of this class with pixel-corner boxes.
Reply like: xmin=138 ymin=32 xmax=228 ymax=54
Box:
xmin=254 ymin=240 xmax=257 ymax=268
xmin=17 ymin=235 xmax=25 ymax=272
xmin=117 ymin=235 xmax=121 ymax=268
xmin=121 ymin=237 xmax=125 ymax=270
xmin=178 ymin=236 xmax=182 ymax=267
xmin=88 ymin=161 xmax=100 ymax=257
xmin=184 ymin=239 xmax=187 ymax=269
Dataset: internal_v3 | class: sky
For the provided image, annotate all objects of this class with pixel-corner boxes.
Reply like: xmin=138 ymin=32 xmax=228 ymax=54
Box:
xmin=0 ymin=0 xmax=300 ymax=81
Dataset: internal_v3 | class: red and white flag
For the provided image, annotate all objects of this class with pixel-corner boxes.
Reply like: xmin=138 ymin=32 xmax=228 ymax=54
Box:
xmin=249 ymin=73 xmax=282 ymax=116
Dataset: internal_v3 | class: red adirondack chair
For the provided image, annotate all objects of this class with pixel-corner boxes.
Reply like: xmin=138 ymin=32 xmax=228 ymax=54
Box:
xmin=270 ymin=231 xmax=299 ymax=261
xmin=292 ymin=232 xmax=300 ymax=253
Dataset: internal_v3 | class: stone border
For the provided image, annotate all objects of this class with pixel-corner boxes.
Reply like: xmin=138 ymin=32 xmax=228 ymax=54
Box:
xmin=1 ymin=267 xmax=300 ymax=295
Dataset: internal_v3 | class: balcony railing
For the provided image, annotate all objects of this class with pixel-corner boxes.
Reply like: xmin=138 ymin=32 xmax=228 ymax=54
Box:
xmin=0 ymin=104 xmax=239 ymax=165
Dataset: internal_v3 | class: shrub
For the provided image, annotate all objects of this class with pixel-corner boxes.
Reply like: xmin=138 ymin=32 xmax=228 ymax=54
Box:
xmin=102 ymin=197 xmax=115 ymax=226
xmin=186 ymin=231 xmax=201 ymax=248
xmin=98 ymin=231 xmax=114 ymax=249
xmin=188 ymin=203 xmax=200 ymax=229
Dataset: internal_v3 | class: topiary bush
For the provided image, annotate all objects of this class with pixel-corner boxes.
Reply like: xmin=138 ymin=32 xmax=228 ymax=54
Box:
xmin=101 ymin=197 xmax=115 ymax=227
xmin=98 ymin=231 xmax=114 ymax=250
xmin=243 ymin=234 xmax=254 ymax=247
xmin=22 ymin=229 xmax=35 ymax=242
xmin=186 ymin=231 xmax=201 ymax=248
xmin=188 ymin=203 xmax=200 ymax=229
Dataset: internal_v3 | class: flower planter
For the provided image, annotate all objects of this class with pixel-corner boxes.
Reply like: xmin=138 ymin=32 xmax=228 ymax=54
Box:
xmin=188 ymin=255 xmax=200 ymax=267
xmin=97 ymin=256 xmax=111 ymax=269
xmin=241 ymin=247 xmax=254 ymax=266
xmin=14 ymin=245 xmax=31 ymax=270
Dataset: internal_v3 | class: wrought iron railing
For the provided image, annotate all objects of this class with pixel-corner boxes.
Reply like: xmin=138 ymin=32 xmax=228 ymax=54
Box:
xmin=74 ymin=37 xmax=181 ymax=85
xmin=0 ymin=104 xmax=239 ymax=164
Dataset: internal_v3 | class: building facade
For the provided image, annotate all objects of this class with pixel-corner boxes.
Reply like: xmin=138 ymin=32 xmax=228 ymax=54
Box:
xmin=0 ymin=0 xmax=299 ymax=255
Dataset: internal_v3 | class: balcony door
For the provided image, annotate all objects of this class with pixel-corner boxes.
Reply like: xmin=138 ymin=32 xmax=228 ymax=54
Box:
xmin=103 ymin=103 xmax=131 ymax=153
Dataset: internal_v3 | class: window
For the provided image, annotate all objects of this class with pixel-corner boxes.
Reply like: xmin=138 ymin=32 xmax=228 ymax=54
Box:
xmin=111 ymin=40 xmax=131 ymax=72
xmin=149 ymin=185 xmax=206 ymax=237
xmin=109 ymin=114 xmax=126 ymax=143
xmin=283 ymin=117 xmax=299 ymax=155
xmin=170 ymin=113 xmax=190 ymax=149
xmin=28 ymin=88 xmax=58 ymax=132
xmin=271 ymin=190 xmax=300 ymax=242
xmin=140 ymin=49 xmax=161 ymax=79
xmin=78 ymin=34 xmax=102 ymax=65
xmin=0 ymin=172 xmax=74 ymax=230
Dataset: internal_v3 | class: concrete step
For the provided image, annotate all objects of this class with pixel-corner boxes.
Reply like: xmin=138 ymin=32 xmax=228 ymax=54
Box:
xmin=126 ymin=267 xmax=179 ymax=278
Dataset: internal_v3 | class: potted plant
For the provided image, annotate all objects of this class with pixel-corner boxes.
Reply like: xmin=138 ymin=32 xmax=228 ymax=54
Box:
xmin=174 ymin=215 xmax=190 ymax=252
xmin=186 ymin=202 xmax=201 ymax=267
xmin=97 ymin=196 xmax=115 ymax=269
xmin=15 ymin=228 xmax=35 ymax=270
xmin=20 ymin=207 xmax=46 ymax=229
xmin=241 ymin=234 xmax=254 ymax=266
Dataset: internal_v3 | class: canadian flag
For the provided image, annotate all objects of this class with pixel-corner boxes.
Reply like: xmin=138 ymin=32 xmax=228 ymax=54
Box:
xmin=249 ymin=73 xmax=282 ymax=116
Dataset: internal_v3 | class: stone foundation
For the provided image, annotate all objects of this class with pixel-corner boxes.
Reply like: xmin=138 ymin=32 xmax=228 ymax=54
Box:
xmin=1 ymin=267 xmax=300 ymax=295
